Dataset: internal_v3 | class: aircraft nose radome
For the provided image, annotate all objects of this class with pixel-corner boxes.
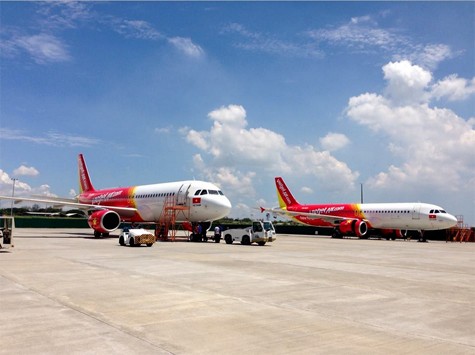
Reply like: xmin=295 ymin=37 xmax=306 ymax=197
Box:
xmin=446 ymin=213 xmax=458 ymax=227
xmin=219 ymin=196 xmax=232 ymax=213
xmin=205 ymin=196 xmax=232 ymax=218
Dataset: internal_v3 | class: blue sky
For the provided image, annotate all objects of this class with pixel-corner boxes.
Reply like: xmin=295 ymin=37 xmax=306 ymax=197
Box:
xmin=1 ymin=1 xmax=474 ymax=226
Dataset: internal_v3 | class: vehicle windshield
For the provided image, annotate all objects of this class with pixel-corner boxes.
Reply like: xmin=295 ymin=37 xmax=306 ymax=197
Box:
xmin=263 ymin=221 xmax=274 ymax=231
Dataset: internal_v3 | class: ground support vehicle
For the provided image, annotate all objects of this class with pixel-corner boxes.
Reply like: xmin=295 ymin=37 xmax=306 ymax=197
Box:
xmin=119 ymin=228 xmax=156 ymax=247
xmin=0 ymin=216 xmax=14 ymax=249
xmin=223 ymin=221 xmax=276 ymax=246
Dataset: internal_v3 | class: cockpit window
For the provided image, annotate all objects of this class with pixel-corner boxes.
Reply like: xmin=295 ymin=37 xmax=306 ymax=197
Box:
xmin=195 ymin=189 xmax=225 ymax=196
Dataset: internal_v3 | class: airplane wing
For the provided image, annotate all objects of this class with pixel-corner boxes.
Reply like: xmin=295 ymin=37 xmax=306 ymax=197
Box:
xmin=0 ymin=195 xmax=137 ymax=214
xmin=261 ymin=206 xmax=350 ymax=225
xmin=31 ymin=195 xmax=79 ymax=204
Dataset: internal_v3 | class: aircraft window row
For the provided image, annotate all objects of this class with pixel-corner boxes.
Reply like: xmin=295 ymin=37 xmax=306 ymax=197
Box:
xmin=363 ymin=210 xmax=412 ymax=214
xmin=135 ymin=192 xmax=175 ymax=199
xmin=430 ymin=209 xmax=447 ymax=213
xmin=194 ymin=189 xmax=225 ymax=196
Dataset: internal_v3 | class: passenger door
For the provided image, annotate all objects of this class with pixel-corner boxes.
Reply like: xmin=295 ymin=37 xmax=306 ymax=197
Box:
xmin=412 ymin=204 xmax=421 ymax=220
xmin=176 ymin=183 xmax=191 ymax=206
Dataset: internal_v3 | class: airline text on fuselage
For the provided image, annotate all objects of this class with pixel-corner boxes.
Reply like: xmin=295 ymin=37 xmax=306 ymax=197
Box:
xmin=310 ymin=206 xmax=345 ymax=215
xmin=91 ymin=191 xmax=123 ymax=204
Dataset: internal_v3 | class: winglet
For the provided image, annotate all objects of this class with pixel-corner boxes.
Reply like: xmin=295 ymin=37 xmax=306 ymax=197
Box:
xmin=78 ymin=154 xmax=95 ymax=193
xmin=275 ymin=177 xmax=299 ymax=208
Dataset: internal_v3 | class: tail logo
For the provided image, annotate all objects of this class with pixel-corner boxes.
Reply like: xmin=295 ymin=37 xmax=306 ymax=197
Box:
xmin=78 ymin=154 xmax=94 ymax=193
xmin=79 ymin=166 xmax=88 ymax=192
xmin=276 ymin=178 xmax=293 ymax=206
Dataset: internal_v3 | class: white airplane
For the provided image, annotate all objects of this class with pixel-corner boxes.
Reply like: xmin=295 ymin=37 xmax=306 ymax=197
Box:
xmin=262 ymin=177 xmax=458 ymax=241
xmin=1 ymin=154 xmax=232 ymax=237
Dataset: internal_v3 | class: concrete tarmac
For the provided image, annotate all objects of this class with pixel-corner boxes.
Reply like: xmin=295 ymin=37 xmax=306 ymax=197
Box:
xmin=0 ymin=229 xmax=474 ymax=354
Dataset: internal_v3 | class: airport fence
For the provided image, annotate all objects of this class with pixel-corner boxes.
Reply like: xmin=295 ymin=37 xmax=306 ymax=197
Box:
xmin=14 ymin=216 xmax=89 ymax=228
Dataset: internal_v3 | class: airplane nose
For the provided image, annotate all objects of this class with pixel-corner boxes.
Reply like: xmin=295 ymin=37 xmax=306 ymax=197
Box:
xmin=204 ymin=195 xmax=232 ymax=219
xmin=219 ymin=196 xmax=232 ymax=215
xmin=446 ymin=213 xmax=458 ymax=228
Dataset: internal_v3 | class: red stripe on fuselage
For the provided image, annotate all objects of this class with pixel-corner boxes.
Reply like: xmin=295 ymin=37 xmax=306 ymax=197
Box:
xmin=79 ymin=186 xmax=142 ymax=221
xmin=288 ymin=203 xmax=366 ymax=227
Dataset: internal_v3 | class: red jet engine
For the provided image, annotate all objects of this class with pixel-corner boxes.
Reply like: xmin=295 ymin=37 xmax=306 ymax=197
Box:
xmin=339 ymin=219 xmax=368 ymax=237
xmin=88 ymin=210 xmax=121 ymax=236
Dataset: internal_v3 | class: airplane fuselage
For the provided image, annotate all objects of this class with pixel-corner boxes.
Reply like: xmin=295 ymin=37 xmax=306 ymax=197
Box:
xmin=79 ymin=180 xmax=231 ymax=223
xmin=287 ymin=202 xmax=457 ymax=231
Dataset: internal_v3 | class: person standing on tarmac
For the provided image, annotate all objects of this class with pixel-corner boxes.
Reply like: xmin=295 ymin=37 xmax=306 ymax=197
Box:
xmin=214 ymin=225 xmax=221 ymax=243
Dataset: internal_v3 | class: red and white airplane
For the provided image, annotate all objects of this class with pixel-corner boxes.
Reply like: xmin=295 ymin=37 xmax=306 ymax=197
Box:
xmin=2 ymin=154 xmax=232 ymax=237
xmin=262 ymin=177 xmax=457 ymax=240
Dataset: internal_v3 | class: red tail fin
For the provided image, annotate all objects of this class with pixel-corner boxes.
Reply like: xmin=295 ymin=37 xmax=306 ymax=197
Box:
xmin=78 ymin=154 xmax=95 ymax=193
xmin=275 ymin=177 xmax=299 ymax=208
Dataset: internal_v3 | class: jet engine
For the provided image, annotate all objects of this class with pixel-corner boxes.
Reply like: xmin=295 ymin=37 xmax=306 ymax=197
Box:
xmin=88 ymin=210 xmax=121 ymax=235
xmin=338 ymin=219 xmax=368 ymax=237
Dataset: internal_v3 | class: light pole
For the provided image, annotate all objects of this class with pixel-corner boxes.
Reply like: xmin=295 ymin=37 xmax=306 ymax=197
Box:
xmin=10 ymin=178 xmax=18 ymax=216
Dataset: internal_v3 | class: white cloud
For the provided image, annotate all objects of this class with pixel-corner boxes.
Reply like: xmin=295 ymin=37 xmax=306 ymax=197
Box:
xmin=37 ymin=1 xmax=94 ymax=30
xmin=431 ymin=75 xmax=475 ymax=102
xmin=13 ymin=165 xmax=39 ymax=177
xmin=301 ymin=186 xmax=313 ymax=194
xmin=69 ymin=189 xmax=77 ymax=198
xmin=15 ymin=33 xmax=71 ymax=64
xmin=0 ymin=170 xmax=58 ymax=209
xmin=154 ymin=126 xmax=172 ymax=134
xmin=401 ymin=43 xmax=454 ymax=70
xmin=110 ymin=19 xmax=162 ymax=40
xmin=308 ymin=15 xmax=408 ymax=53
xmin=308 ymin=15 xmax=455 ymax=70
xmin=0 ymin=128 xmax=99 ymax=147
xmin=0 ymin=170 xmax=32 ymax=196
xmin=346 ymin=60 xmax=475 ymax=192
xmin=168 ymin=37 xmax=204 ymax=58
xmin=33 ymin=184 xmax=57 ymax=197
xmin=320 ymin=132 xmax=350 ymax=151
xmin=222 ymin=23 xmax=323 ymax=59
xmin=183 ymin=104 xmax=359 ymax=203
xmin=383 ymin=60 xmax=432 ymax=105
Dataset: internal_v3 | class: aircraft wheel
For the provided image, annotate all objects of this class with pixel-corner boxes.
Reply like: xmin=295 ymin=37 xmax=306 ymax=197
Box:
xmin=214 ymin=236 xmax=220 ymax=243
xmin=119 ymin=236 xmax=125 ymax=246
xmin=94 ymin=230 xmax=102 ymax=238
xmin=258 ymin=241 xmax=266 ymax=246
xmin=331 ymin=229 xmax=342 ymax=239
xmin=224 ymin=235 xmax=233 ymax=244
xmin=146 ymin=243 xmax=153 ymax=247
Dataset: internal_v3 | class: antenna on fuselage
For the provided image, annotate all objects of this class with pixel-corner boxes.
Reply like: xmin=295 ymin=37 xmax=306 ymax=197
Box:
xmin=360 ymin=183 xmax=364 ymax=204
